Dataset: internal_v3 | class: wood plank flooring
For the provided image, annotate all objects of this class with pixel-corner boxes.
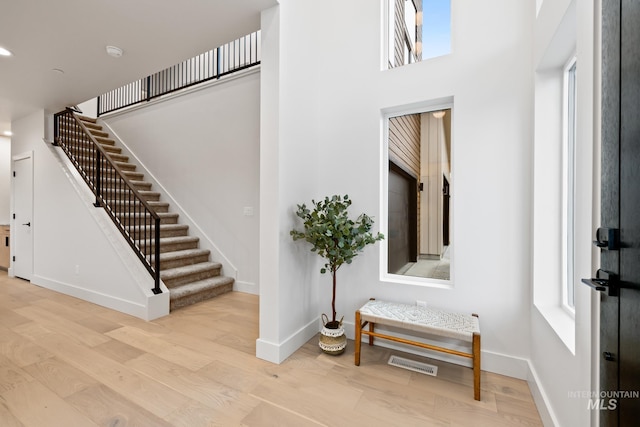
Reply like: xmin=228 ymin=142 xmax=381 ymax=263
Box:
xmin=0 ymin=271 xmax=543 ymax=426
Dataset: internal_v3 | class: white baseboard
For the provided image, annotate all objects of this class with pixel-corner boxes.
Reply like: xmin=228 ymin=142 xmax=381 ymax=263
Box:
xmin=527 ymin=362 xmax=559 ymax=427
xmin=256 ymin=316 xmax=319 ymax=364
xmin=342 ymin=319 xmax=530 ymax=379
xmin=32 ymin=274 xmax=169 ymax=321
xmin=233 ymin=280 xmax=258 ymax=295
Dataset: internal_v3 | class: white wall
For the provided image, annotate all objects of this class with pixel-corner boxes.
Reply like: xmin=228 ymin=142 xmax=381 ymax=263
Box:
xmin=259 ymin=0 xmax=535 ymax=381
xmin=11 ymin=110 xmax=168 ymax=320
xmin=102 ymin=71 xmax=261 ymax=294
xmin=530 ymin=0 xmax=596 ymax=426
xmin=257 ymin=3 xmax=323 ymax=362
xmin=0 ymin=136 xmax=10 ymax=224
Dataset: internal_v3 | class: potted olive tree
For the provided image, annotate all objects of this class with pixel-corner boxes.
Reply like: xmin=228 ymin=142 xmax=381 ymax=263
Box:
xmin=290 ymin=194 xmax=384 ymax=355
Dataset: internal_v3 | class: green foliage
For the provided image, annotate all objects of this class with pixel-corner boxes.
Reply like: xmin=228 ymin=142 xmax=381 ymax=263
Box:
xmin=290 ymin=194 xmax=384 ymax=275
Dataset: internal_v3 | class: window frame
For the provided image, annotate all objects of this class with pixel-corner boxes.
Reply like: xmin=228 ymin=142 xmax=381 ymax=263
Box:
xmin=561 ymin=56 xmax=577 ymax=315
xmin=379 ymin=98 xmax=455 ymax=289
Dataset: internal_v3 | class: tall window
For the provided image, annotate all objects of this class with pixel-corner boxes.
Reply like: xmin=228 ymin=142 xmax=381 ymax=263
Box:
xmin=562 ymin=57 xmax=577 ymax=311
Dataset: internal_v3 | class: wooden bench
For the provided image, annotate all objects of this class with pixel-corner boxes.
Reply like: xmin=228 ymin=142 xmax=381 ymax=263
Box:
xmin=355 ymin=298 xmax=481 ymax=400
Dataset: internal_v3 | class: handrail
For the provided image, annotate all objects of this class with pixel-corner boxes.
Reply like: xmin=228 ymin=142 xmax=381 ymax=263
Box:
xmin=97 ymin=31 xmax=261 ymax=116
xmin=53 ymin=109 xmax=162 ymax=294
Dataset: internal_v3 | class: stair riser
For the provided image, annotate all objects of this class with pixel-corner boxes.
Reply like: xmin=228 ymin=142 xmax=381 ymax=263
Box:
xmin=131 ymin=182 xmax=152 ymax=190
xmin=83 ymin=123 xmax=102 ymax=131
xmin=144 ymin=240 xmax=198 ymax=254
xmin=57 ymin=139 xmax=117 ymax=154
xmin=102 ymin=180 xmax=152 ymax=191
xmin=106 ymin=202 xmax=169 ymax=213
xmin=61 ymin=145 xmax=123 ymax=158
xmin=103 ymin=191 xmax=160 ymax=202
xmin=170 ymin=282 xmax=233 ymax=311
xmin=163 ymin=266 xmax=222 ymax=289
xmin=124 ymin=172 xmax=144 ymax=180
xmin=128 ymin=227 xmax=188 ymax=239
xmin=58 ymin=130 xmax=115 ymax=146
xmin=120 ymin=215 xmax=178 ymax=225
xmin=160 ymin=253 xmax=210 ymax=270
xmin=78 ymin=167 xmax=143 ymax=181
xmin=59 ymin=118 xmax=101 ymax=130
xmin=95 ymin=137 xmax=116 ymax=146
xmin=89 ymin=129 xmax=109 ymax=138
xmin=79 ymin=159 xmax=136 ymax=171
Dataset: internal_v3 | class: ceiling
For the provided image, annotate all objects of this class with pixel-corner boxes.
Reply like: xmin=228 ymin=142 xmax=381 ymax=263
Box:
xmin=0 ymin=0 xmax=278 ymax=136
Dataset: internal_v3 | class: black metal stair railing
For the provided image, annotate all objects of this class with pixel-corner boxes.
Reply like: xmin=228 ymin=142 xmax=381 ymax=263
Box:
xmin=53 ymin=109 xmax=162 ymax=294
xmin=97 ymin=31 xmax=261 ymax=116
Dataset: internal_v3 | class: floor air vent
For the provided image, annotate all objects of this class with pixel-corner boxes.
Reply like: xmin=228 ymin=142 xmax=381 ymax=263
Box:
xmin=388 ymin=355 xmax=438 ymax=376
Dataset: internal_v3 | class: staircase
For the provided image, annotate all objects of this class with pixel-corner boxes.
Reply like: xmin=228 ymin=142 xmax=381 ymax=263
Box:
xmin=58 ymin=114 xmax=234 ymax=310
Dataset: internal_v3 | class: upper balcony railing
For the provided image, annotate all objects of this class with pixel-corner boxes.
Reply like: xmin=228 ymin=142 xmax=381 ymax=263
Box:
xmin=97 ymin=31 xmax=261 ymax=117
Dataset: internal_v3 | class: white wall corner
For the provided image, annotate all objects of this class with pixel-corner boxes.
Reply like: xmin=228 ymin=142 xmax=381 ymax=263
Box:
xmin=256 ymin=316 xmax=319 ymax=364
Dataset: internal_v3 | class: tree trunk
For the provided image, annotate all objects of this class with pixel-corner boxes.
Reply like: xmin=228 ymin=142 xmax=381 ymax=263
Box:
xmin=331 ymin=268 xmax=337 ymax=323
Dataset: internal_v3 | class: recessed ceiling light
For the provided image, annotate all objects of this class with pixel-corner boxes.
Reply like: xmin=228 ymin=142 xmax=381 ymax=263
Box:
xmin=0 ymin=47 xmax=12 ymax=56
xmin=106 ymin=45 xmax=123 ymax=58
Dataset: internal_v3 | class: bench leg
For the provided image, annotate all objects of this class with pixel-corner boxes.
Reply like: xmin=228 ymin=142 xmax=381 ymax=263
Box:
xmin=355 ymin=310 xmax=362 ymax=366
xmin=473 ymin=332 xmax=481 ymax=401
xmin=368 ymin=321 xmax=374 ymax=346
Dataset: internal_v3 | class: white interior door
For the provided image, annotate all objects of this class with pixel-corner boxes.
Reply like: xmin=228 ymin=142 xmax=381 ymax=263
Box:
xmin=12 ymin=154 xmax=33 ymax=280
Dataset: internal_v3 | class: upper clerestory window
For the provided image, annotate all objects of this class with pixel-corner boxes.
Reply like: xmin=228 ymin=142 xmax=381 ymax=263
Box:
xmin=387 ymin=0 xmax=451 ymax=69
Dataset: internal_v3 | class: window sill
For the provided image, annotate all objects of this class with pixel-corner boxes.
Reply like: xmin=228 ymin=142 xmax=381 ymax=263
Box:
xmin=381 ymin=272 xmax=453 ymax=289
xmin=534 ymin=303 xmax=576 ymax=354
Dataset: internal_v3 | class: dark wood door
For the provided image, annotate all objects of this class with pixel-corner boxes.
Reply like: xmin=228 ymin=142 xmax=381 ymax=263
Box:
xmin=594 ymin=0 xmax=640 ymax=424
xmin=388 ymin=162 xmax=417 ymax=273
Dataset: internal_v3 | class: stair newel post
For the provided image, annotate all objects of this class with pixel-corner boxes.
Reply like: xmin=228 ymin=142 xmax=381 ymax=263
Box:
xmin=94 ymin=147 xmax=102 ymax=208
xmin=152 ymin=216 xmax=161 ymax=294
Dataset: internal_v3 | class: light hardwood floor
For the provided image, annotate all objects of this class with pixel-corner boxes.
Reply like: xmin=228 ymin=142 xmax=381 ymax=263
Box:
xmin=0 ymin=271 xmax=543 ymax=426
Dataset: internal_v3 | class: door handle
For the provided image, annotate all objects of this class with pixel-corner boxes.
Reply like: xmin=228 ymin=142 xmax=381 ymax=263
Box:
xmin=22 ymin=222 xmax=30 ymax=227
xmin=593 ymin=227 xmax=619 ymax=250
xmin=581 ymin=269 xmax=618 ymax=296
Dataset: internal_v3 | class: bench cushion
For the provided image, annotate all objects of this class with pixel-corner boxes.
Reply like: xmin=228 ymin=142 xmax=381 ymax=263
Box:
xmin=358 ymin=300 xmax=480 ymax=342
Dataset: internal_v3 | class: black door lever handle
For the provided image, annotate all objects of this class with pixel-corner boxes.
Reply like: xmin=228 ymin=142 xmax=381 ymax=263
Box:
xmin=22 ymin=222 xmax=30 ymax=227
xmin=581 ymin=269 xmax=618 ymax=296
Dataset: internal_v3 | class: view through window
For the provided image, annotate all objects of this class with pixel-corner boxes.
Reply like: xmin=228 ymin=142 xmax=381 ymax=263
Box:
xmin=388 ymin=0 xmax=451 ymax=68
xmin=386 ymin=108 xmax=452 ymax=281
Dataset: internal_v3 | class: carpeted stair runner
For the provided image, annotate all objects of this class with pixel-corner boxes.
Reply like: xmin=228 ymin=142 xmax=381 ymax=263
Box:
xmin=58 ymin=114 xmax=234 ymax=310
